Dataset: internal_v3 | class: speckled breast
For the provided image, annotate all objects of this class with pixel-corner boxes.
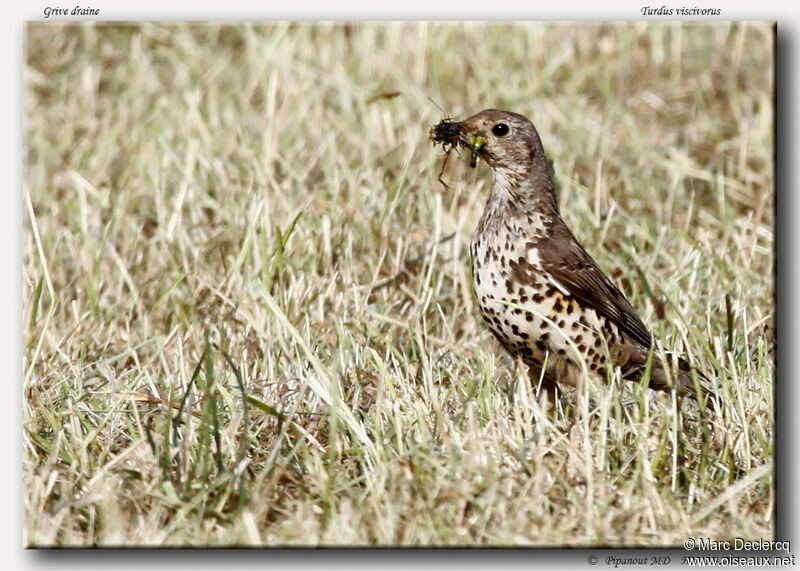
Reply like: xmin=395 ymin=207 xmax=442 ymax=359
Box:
xmin=470 ymin=225 xmax=615 ymax=385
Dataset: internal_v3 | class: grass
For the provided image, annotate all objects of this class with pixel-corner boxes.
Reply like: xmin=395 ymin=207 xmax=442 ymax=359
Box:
xmin=23 ymin=22 xmax=774 ymax=546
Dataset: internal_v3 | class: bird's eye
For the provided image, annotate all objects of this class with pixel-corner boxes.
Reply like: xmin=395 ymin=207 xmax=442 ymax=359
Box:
xmin=492 ymin=123 xmax=509 ymax=137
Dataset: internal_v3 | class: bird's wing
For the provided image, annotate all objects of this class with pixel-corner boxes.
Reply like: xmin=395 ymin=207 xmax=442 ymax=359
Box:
xmin=536 ymin=219 xmax=654 ymax=349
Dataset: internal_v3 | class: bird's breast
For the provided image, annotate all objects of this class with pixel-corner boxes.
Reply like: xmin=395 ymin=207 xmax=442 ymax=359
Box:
xmin=470 ymin=225 xmax=612 ymax=384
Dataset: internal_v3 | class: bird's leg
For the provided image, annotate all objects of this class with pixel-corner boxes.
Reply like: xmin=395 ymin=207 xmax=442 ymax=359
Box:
xmin=527 ymin=362 xmax=562 ymax=412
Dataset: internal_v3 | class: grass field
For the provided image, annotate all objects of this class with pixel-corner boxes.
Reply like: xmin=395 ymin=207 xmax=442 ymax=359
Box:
xmin=23 ymin=22 xmax=774 ymax=546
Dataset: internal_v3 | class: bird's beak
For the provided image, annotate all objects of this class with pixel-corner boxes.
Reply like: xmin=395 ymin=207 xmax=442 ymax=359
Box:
xmin=454 ymin=125 xmax=486 ymax=153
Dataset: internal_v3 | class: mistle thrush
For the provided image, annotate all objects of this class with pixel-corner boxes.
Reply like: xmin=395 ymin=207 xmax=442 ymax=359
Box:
xmin=430 ymin=109 xmax=713 ymax=405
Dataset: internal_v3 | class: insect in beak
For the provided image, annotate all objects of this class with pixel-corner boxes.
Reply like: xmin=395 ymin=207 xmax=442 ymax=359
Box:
xmin=470 ymin=136 xmax=486 ymax=168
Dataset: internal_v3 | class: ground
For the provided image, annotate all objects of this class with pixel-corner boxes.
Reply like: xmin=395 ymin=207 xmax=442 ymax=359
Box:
xmin=23 ymin=22 xmax=774 ymax=546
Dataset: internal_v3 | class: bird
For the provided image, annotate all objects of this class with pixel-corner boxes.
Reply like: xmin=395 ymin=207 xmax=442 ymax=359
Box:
xmin=429 ymin=109 xmax=714 ymax=408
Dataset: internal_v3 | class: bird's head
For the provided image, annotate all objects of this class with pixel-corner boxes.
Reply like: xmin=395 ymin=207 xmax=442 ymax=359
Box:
xmin=430 ymin=109 xmax=547 ymax=175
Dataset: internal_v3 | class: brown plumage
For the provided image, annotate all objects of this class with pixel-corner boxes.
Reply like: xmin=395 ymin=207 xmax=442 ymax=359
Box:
xmin=430 ymin=109 xmax=714 ymax=407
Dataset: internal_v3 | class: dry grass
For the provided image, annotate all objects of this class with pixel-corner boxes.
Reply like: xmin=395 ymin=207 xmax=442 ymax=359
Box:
xmin=23 ymin=22 xmax=774 ymax=546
